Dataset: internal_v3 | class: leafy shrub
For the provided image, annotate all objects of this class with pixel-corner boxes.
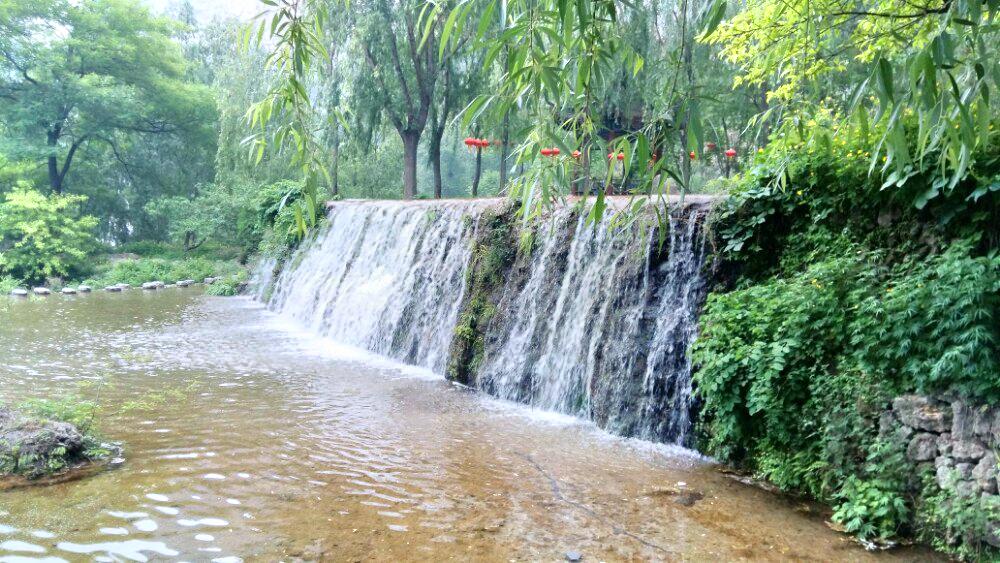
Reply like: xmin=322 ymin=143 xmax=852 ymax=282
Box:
xmin=81 ymin=257 xmax=241 ymax=287
xmin=204 ymin=270 xmax=248 ymax=296
xmin=0 ymin=275 xmax=22 ymax=294
xmin=0 ymin=185 xmax=98 ymax=283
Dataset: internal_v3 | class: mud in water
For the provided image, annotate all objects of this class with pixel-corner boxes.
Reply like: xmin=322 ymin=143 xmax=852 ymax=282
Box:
xmin=0 ymin=291 xmax=939 ymax=561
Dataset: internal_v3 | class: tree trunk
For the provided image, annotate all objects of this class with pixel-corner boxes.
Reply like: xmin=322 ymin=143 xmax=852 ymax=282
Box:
xmin=429 ymin=129 xmax=444 ymax=199
xmin=330 ymin=125 xmax=340 ymax=197
xmin=471 ymin=147 xmax=482 ymax=197
xmin=402 ymin=132 xmax=420 ymax=199
xmin=499 ymin=111 xmax=510 ymax=193
xmin=47 ymin=130 xmax=62 ymax=194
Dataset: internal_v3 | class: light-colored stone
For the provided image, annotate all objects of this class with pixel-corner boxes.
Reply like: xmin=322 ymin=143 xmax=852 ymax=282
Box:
xmin=77 ymin=285 xmax=92 ymax=293
xmin=972 ymin=406 xmax=994 ymax=437
xmin=953 ymin=439 xmax=987 ymax=461
xmin=61 ymin=287 xmax=77 ymax=295
xmin=893 ymin=395 xmax=950 ymax=433
xmin=972 ymin=456 xmax=998 ymax=494
xmin=141 ymin=281 xmax=165 ymax=290
xmin=104 ymin=285 xmax=122 ymax=292
xmin=956 ymin=462 xmax=974 ymax=479
xmin=952 ymin=400 xmax=975 ymax=440
xmin=32 ymin=287 xmax=51 ymax=296
xmin=10 ymin=288 xmax=28 ymax=297
xmin=204 ymin=276 xmax=216 ymax=284
xmin=907 ymin=433 xmax=938 ymax=461
xmin=115 ymin=283 xmax=131 ymax=290
xmin=937 ymin=432 xmax=953 ymax=456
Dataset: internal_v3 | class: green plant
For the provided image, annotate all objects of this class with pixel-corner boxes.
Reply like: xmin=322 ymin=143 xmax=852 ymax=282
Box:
xmin=0 ymin=184 xmax=98 ymax=283
xmin=0 ymin=275 xmax=22 ymax=294
xmin=919 ymin=474 xmax=1000 ymax=561
xmin=205 ymin=270 xmax=249 ymax=296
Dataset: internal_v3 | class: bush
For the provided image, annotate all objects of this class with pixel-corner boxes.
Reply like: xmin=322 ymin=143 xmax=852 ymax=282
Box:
xmin=693 ymin=140 xmax=1000 ymax=553
xmin=0 ymin=185 xmax=98 ymax=283
xmin=80 ymin=257 xmax=242 ymax=287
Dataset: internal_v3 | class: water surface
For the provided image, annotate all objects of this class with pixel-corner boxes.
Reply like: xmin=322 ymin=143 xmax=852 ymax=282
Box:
xmin=0 ymin=291 xmax=934 ymax=561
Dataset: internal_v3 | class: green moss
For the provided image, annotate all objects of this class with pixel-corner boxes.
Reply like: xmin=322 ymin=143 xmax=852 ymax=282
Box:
xmin=446 ymin=204 xmax=521 ymax=384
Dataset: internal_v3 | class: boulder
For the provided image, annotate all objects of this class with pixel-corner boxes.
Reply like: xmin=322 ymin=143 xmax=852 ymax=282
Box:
xmin=61 ymin=287 xmax=77 ymax=295
xmin=115 ymin=283 xmax=131 ymax=290
xmin=972 ymin=456 xmax=998 ymax=494
xmin=10 ymin=288 xmax=28 ymax=297
xmin=204 ymin=276 xmax=216 ymax=285
xmin=907 ymin=433 xmax=938 ymax=461
xmin=937 ymin=432 xmax=953 ymax=456
xmin=141 ymin=281 xmax=165 ymax=290
xmin=893 ymin=395 xmax=950 ymax=433
xmin=176 ymin=279 xmax=194 ymax=288
xmin=32 ymin=287 xmax=51 ymax=296
xmin=104 ymin=285 xmax=122 ymax=292
xmin=77 ymin=285 xmax=92 ymax=293
xmin=0 ymin=406 xmax=85 ymax=480
xmin=952 ymin=400 xmax=975 ymax=440
xmin=953 ymin=439 xmax=987 ymax=461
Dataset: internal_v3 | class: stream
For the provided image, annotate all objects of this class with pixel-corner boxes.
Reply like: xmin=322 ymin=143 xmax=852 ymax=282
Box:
xmin=0 ymin=291 xmax=936 ymax=561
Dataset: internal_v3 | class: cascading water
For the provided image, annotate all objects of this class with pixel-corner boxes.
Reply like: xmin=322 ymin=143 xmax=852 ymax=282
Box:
xmin=261 ymin=198 xmax=712 ymax=445
xmin=265 ymin=201 xmax=480 ymax=373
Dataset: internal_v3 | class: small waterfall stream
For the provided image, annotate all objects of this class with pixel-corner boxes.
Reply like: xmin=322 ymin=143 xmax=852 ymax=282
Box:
xmin=262 ymin=198 xmax=711 ymax=445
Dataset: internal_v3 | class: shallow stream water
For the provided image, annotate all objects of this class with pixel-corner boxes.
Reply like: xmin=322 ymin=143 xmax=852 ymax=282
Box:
xmin=0 ymin=291 xmax=937 ymax=561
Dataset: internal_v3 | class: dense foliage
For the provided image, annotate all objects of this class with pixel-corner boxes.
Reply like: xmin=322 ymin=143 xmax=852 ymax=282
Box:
xmin=0 ymin=185 xmax=98 ymax=283
xmin=692 ymin=139 xmax=999 ymax=555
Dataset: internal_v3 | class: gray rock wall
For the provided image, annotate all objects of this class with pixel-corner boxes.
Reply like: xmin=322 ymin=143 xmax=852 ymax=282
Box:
xmin=882 ymin=394 xmax=999 ymax=545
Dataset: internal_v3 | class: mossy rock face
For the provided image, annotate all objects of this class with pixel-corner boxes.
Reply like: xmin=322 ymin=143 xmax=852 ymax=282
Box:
xmin=0 ymin=406 xmax=115 ymax=482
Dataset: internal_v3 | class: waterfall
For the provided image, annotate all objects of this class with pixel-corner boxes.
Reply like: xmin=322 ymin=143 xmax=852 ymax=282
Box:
xmin=261 ymin=198 xmax=711 ymax=445
xmin=265 ymin=201 xmax=479 ymax=373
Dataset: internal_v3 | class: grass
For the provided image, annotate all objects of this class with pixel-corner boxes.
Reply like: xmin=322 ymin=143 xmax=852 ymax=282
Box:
xmin=78 ymin=256 xmax=243 ymax=288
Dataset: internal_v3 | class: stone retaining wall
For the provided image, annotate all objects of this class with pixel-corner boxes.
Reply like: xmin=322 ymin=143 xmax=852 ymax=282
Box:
xmin=881 ymin=394 xmax=999 ymax=545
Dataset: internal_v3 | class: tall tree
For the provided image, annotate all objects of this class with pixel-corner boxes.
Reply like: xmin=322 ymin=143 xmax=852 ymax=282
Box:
xmin=0 ymin=0 xmax=215 ymax=196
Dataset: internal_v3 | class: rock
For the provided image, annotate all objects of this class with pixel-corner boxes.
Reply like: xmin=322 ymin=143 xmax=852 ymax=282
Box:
xmin=953 ymin=440 xmax=987 ymax=461
xmin=0 ymin=406 xmax=85 ymax=480
xmin=893 ymin=395 xmax=950 ymax=432
xmin=878 ymin=411 xmax=897 ymax=436
xmin=907 ymin=433 xmax=938 ymax=461
xmin=937 ymin=432 xmax=953 ymax=456
xmin=164 ymin=284 xmax=176 ymax=289
xmin=61 ymin=287 xmax=77 ymax=295
xmin=115 ymin=283 xmax=131 ymax=290
xmin=952 ymin=400 xmax=975 ymax=440
xmin=104 ymin=285 xmax=122 ymax=292
xmin=972 ymin=406 xmax=994 ymax=437
xmin=955 ymin=480 xmax=979 ymax=497
xmin=972 ymin=457 xmax=998 ymax=494
xmin=31 ymin=287 xmax=51 ymax=296
xmin=988 ymin=522 xmax=1000 ymax=549
xmin=141 ymin=281 xmax=165 ymax=290
xmin=204 ymin=276 xmax=216 ymax=285
xmin=10 ymin=288 xmax=28 ymax=297
xmin=956 ymin=463 xmax=974 ymax=479
xmin=176 ymin=279 xmax=195 ymax=288
xmin=77 ymin=285 xmax=92 ymax=293
xmin=936 ymin=458 xmax=957 ymax=490
xmin=565 ymin=551 xmax=582 ymax=562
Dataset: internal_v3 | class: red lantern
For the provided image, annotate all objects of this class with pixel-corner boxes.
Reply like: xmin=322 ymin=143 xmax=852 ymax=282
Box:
xmin=725 ymin=148 xmax=737 ymax=158
xmin=689 ymin=151 xmax=696 ymax=160
xmin=540 ymin=148 xmax=553 ymax=157
xmin=616 ymin=152 xmax=624 ymax=161
xmin=551 ymin=148 xmax=560 ymax=156
xmin=571 ymin=150 xmax=582 ymax=159
xmin=480 ymin=138 xmax=490 ymax=148
xmin=706 ymin=142 xmax=717 ymax=150
xmin=607 ymin=152 xmax=614 ymax=160
xmin=463 ymin=137 xmax=474 ymax=147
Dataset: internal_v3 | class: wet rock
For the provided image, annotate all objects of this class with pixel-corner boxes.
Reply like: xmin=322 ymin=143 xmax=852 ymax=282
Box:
xmin=141 ymin=281 xmax=165 ymax=290
xmin=77 ymin=285 xmax=92 ymax=293
xmin=988 ymin=522 xmax=1000 ymax=549
xmin=893 ymin=395 xmax=950 ymax=432
xmin=61 ymin=287 xmax=77 ymax=295
xmin=565 ymin=550 xmax=582 ymax=562
xmin=204 ymin=277 xmax=217 ymax=284
xmin=953 ymin=439 xmax=987 ymax=461
xmin=104 ymin=285 xmax=122 ymax=292
xmin=10 ymin=288 xmax=28 ymax=297
xmin=936 ymin=458 xmax=956 ymax=490
xmin=956 ymin=463 xmax=974 ymax=480
xmin=176 ymin=279 xmax=194 ymax=288
xmin=907 ymin=433 xmax=938 ymax=461
xmin=115 ymin=283 xmax=131 ymax=290
xmin=32 ymin=287 xmax=51 ymax=296
xmin=0 ymin=406 xmax=85 ymax=479
xmin=972 ymin=406 xmax=994 ymax=437
xmin=972 ymin=456 xmax=998 ymax=494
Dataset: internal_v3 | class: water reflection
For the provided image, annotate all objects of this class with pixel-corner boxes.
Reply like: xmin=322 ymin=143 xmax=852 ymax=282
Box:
xmin=0 ymin=291 xmax=936 ymax=561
